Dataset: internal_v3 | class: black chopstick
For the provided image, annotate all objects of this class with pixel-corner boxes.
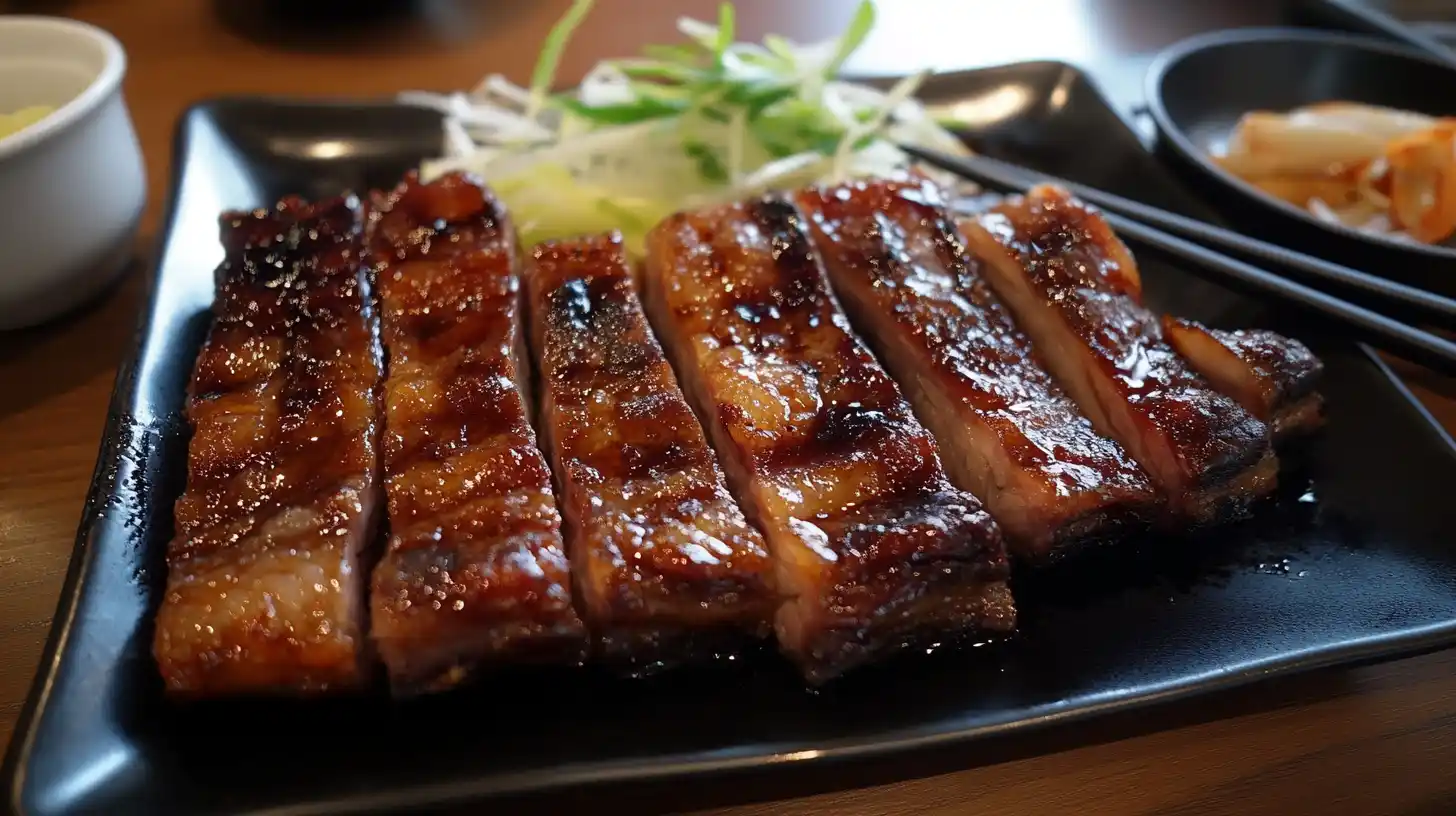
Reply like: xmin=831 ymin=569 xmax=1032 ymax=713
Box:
xmin=901 ymin=146 xmax=1456 ymax=329
xmin=1298 ymin=0 xmax=1456 ymax=70
xmin=901 ymin=145 xmax=1456 ymax=376
xmin=1098 ymin=212 xmax=1456 ymax=375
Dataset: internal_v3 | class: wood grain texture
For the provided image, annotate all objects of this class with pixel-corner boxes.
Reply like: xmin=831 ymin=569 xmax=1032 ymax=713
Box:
xmin=0 ymin=1 xmax=1453 ymax=813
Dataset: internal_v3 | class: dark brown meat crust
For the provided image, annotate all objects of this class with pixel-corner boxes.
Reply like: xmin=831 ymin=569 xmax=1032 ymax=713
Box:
xmin=642 ymin=195 xmax=1014 ymax=684
xmin=154 ymin=195 xmax=382 ymax=696
xmin=963 ymin=185 xmax=1275 ymax=522
xmin=524 ymin=232 xmax=778 ymax=664
xmin=1163 ymin=317 xmax=1326 ymax=442
xmin=369 ymin=172 xmax=585 ymax=694
xmin=794 ymin=177 xmax=1159 ymax=560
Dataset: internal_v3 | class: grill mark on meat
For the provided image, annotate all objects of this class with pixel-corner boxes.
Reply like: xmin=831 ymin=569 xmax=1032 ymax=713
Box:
xmin=369 ymin=172 xmax=585 ymax=695
xmin=794 ymin=177 xmax=1159 ymax=560
xmin=544 ymin=276 xmax=660 ymax=385
xmin=154 ymin=195 xmax=382 ymax=696
xmin=642 ymin=195 xmax=1014 ymax=684
xmin=526 ymin=232 xmax=777 ymax=666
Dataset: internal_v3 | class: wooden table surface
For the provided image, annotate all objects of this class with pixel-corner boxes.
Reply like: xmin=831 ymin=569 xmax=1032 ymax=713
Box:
xmin=2 ymin=1 xmax=1455 ymax=813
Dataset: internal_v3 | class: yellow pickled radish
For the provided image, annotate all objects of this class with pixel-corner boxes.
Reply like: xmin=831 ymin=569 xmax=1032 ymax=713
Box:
xmin=0 ymin=105 xmax=56 ymax=139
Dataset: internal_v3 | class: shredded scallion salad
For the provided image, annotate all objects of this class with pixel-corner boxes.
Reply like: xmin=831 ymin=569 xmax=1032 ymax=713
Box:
xmin=401 ymin=0 xmax=970 ymax=252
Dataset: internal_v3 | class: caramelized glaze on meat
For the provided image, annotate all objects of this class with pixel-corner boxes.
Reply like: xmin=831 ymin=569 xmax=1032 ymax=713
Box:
xmin=525 ymin=232 xmax=777 ymax=663
xmin=795 ymin=177 xmax=1159 ymax=561
xmin=1163 ymin=317 xmax=1325 ymax=443
xmin=369 ymin=172 xmax=585 ymax=693
xmin=154 ymin=195 xmax=381 ymax=696
xmin=961 ymin=186 xmax=1276 ymax=523
xmin=642 ymin=195 xmax=1014 ymax=683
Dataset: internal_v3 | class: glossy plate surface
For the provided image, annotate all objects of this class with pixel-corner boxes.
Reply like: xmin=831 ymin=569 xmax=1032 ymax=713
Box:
xmin=7 ymin=64 xmax=1456 ymax=816
xmin=1146 ymin=27 xmax=1456 ymax=296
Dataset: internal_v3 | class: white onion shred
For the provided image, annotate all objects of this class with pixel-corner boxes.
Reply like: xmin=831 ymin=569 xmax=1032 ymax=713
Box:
xmin=398 ymin=0 xmax=972 ymax=253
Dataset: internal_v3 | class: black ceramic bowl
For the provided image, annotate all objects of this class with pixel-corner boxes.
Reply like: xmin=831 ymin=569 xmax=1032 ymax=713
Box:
xmin=1146 ymin=27 xmax=1456 ymax=296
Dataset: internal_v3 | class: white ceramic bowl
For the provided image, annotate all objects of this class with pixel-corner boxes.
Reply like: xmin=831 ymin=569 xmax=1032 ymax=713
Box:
xmin=0 ymin=17 xmax=145 ymax=330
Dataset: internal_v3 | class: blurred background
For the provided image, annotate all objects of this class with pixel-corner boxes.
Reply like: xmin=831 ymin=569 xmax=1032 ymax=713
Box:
xmin=1 ymin=0 xmax=1451 ymax=113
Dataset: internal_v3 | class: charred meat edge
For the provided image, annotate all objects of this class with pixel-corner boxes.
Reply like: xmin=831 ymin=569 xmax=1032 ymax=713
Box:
xmin=1162 ymin=317 xmax=1325 ymax=443
xmin=794 ymin=177 xmax=1160 ymax=562
xmin=641 ymin=195 xmax=1014 ymax=683
xmin=959 ymin=185 xmax=1277 ymax=524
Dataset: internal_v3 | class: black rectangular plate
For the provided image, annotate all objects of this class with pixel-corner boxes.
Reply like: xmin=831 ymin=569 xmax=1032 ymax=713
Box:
xmin=7 ymin=61 xmax=1456 ymax=816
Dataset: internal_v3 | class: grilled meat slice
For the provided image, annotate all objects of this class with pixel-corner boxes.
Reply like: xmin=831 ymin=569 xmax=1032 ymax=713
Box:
xmin=642 ymin=195 xmax=1014 ymax=683
xmin=795 ymin=177 xmax=1159 ymax=561
xmin=524 ymin=232 xmax=777 ymax=663
xmin=154 ymin=195 xmax=381 ymax=696
xmin=960 ymin=185 xmax=1276 ymax=522
xmin=1162 ymin=317 xmax=1325 ymax=443
xmin=369 ymin=172 xmax=585 ymax=694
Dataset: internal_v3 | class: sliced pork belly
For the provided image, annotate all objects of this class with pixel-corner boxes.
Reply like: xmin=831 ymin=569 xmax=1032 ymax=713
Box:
xmin=960 ymin=185 xmax=1276 ymax=523
xmin=642 ymin=196 xmax=1014 ymax=683
xmin=369 ymin=173 xmax=585 ymax=694
xmin=154 ymin=195 xmax=381 ymax=696
xmin=794 ymin=177 xmax=1159 ymax=561
xmin=1162 ymin=317 xmax=1325 ymax=443
xmin=524 ymin=232 xmax=777 ymax=663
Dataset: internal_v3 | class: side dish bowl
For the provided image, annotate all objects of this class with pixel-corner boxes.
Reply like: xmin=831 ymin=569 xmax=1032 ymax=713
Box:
xmin=1146 ymin=28 xmax=1456 ymax=297
xmin=0 ymin=16 xmax=145 ymax=330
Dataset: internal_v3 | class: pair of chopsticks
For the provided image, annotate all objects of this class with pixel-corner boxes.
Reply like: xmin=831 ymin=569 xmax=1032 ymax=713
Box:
xmin=901 ymin=145 xmax=1456 ymax=376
